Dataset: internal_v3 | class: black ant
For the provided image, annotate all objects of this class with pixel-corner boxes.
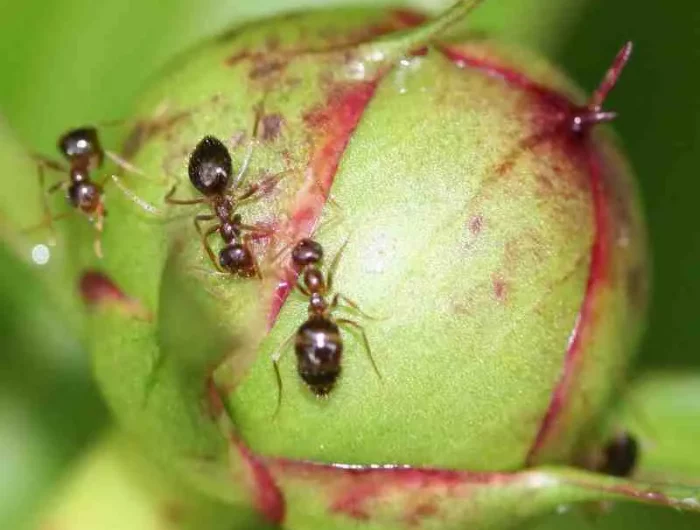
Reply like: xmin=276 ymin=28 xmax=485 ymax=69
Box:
xmin=272 ymin=238 xmax=380 ymax=409
xmin=164 ymin=103 xmax=287 ymax=277
xmin=29 ymin=126 xmax=153 ymax=257
xmin=597 ymin=431 xmax=639 ymax=478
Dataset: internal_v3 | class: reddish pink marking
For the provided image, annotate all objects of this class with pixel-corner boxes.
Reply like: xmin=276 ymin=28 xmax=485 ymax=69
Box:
xmin=492 ymin=275 xmax=507 ymax=302
xmin=236 ymin=440 xmax=286 ymax=524
xmin=79 ymin=271 xmax=151 ymax=320
xmin=267 ymin=81 xmax=379 ymax=328
xmin=79 ymin=271 xmax=126 ymax=305
xmin=391 ymin=9 xmax=428 ymax=27
xmin=438 ymin=45 xmax=617 ymax=464
xmin=441 ymin=46 xmax=572 ymax=107
xmin=406 ymin=502 xmax=439 ymax=526
xmin=526 ymin=148 xmax=610 ymax=463
xmin=590 ymin=42 xmax=633 ymax=110
xmin=271 ymin=458 xmax=513 ymax=521
xmin=468 ymin=215 xmax=483 ymax=235
xmin=411 ymin=46 xmax=430 ymax=57
xmin=225 ymin=11 xmax=426 ymax=69
xmin=205 ymin=376 xmax=224 ymax=420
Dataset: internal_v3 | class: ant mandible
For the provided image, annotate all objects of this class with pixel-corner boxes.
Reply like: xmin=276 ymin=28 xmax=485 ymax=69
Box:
xmin=30 ymin=126 xmax=154 ymax=257
xmin=165 ymin=107 xmax=282 ymax=278
xmin=271 ymin=238 xmax=380 ymax=410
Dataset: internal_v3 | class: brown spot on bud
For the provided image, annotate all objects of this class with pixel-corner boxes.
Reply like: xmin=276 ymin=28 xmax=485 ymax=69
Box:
xmin=161 ymin=502 xmax=185 ymax=524
xmin=261 ymin=113 xmax=285 ymax=141
xmin=492 ymin=275 xmax=508 ymax=302
xmin=250 ymin=58 xmax=287 ymax=80
xmin=468 ymin=215 xmax=483 ymax=235
xmin=234 ymin=440 xmax=285 ymax=524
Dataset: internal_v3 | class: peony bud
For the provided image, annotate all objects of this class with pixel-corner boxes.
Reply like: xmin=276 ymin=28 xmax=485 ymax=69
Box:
xmin=76 ymin=4 xmax=697 ymax=529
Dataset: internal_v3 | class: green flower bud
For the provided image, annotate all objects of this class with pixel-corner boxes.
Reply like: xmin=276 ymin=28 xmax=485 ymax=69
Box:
xmin=72 ymin=3 xmax=692 ymax=529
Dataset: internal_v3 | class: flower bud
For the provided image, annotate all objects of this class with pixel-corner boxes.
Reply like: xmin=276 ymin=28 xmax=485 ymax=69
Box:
xmin=84 ymin=3 xmax=652 ymax=527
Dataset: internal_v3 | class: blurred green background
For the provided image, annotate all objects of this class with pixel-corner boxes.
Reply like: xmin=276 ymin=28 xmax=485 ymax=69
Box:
xmin=0 ymin=0 xmax=698 ymax=528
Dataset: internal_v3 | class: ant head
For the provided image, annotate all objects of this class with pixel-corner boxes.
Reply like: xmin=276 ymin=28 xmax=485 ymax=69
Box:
xmin=188 ymin=136 xmax=232 ymax=196
xmin=58 ymin=127 xmax=103 ymax=167
xmin=292 ymin=238 xmax=324 ymax=268
xmin=600 ymin=431 xmax=638 ymax=477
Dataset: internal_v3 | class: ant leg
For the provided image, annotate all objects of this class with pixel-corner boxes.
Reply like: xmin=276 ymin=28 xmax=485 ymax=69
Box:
xmin=193 ymin=215 xmax=222 ymax=271
xmin=295 ymin=279 xmax=310 ymax=297
xmin=165 ymin=185 xmax=206 ymax=205
xmin=188 ymin=265 xmax=230 ymax=280
xmin=92 ymin=201 xmax=106 ymax=258
xmin=36 ymin=163 xmax=68 ymax=244
xmin=336 ymin=318 xmax=381 ymax=380
xmin=231 ymin=99 xmax=266 ymax=191
xmin=21 ymin=210 xmax=73 ymax=237
xmin=327 ymin=239 xmax=349 ymax=293
xmin=240 ymin=234 xmax=263 ymax=280
xmin=104 ymin=151 xmax=150 ymax=178
xmin=237 ymin=168 xmax=293 ymax=205
xmin=271 ymin=330 xmax=296 ymax=416
xmin=32 ymin=154 xmax=66 ymax=173
xmin=238 ymin=222 xmax=275 ymax=241
xmin=108 ymin=175 xmax=161 ymax=215
xmin=231 ymin=139 xmax=255 ymax=191
xmin=335 ymin=293 xmax=382 ymax=320
xmin=313 ymin=195 xmax=346 ymax=242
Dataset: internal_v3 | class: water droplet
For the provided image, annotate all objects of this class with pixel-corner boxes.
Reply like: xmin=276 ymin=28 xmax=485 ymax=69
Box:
xmin=681 ymin=497 xmax=700 ymax=508
xmin=394 ymin=56 xmax=422 ymax=95
xmin=345 ymin=60 xmax=366 ymax=81
xmin=31 ymin=244 xmax=50 ymax=265
xmin=367 ymin=50 xmax=385 ymax=63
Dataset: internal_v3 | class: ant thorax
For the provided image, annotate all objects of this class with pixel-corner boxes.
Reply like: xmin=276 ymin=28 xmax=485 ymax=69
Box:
xmin=308 ymin=292 xmax=328 ymax=315
xmin=302 ymin=267 xmax=326 ymax=295
xmin=213 ymin=195 xmax=234 ymax=220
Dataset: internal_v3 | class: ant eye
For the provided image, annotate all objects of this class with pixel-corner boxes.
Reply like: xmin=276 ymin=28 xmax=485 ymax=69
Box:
xmin=58 ymin=127 xmax=101 ymax=162
xmin=292 ymin=238 xmax=324 ymax=267
xmin=188 ymin=136 xmax=232 ymax=196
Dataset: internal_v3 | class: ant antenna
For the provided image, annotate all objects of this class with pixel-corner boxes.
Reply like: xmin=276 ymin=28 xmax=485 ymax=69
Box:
xmin=231 ymin=98 xmax=267 ymax=190
xmin=109 ymin=175 xmax=161 ymax=215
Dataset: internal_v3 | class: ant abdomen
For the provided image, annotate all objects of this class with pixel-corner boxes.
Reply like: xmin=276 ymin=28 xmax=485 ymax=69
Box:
xmin=188 ymin=136 xmax=232 ymax=196
xmin=295 ymin=316 xmax=343 ymax=396
xmin=218 ymin=243 xmax=256 ymax=277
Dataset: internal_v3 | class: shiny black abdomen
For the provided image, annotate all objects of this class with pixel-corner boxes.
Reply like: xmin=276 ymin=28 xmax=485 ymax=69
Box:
xmin=295 ymin=316 xmax=342 ymax=395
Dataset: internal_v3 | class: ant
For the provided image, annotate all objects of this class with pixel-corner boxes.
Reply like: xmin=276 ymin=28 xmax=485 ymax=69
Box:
xmin=597 ymin=431 xmax=639 ymax=478
xmin=29 ymin=126 xmax=153 ymax=257
xmin=164 ymin=104 xmax=286 ymax=278
xmin=271 ymin=238 xmax=380 ymax=409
